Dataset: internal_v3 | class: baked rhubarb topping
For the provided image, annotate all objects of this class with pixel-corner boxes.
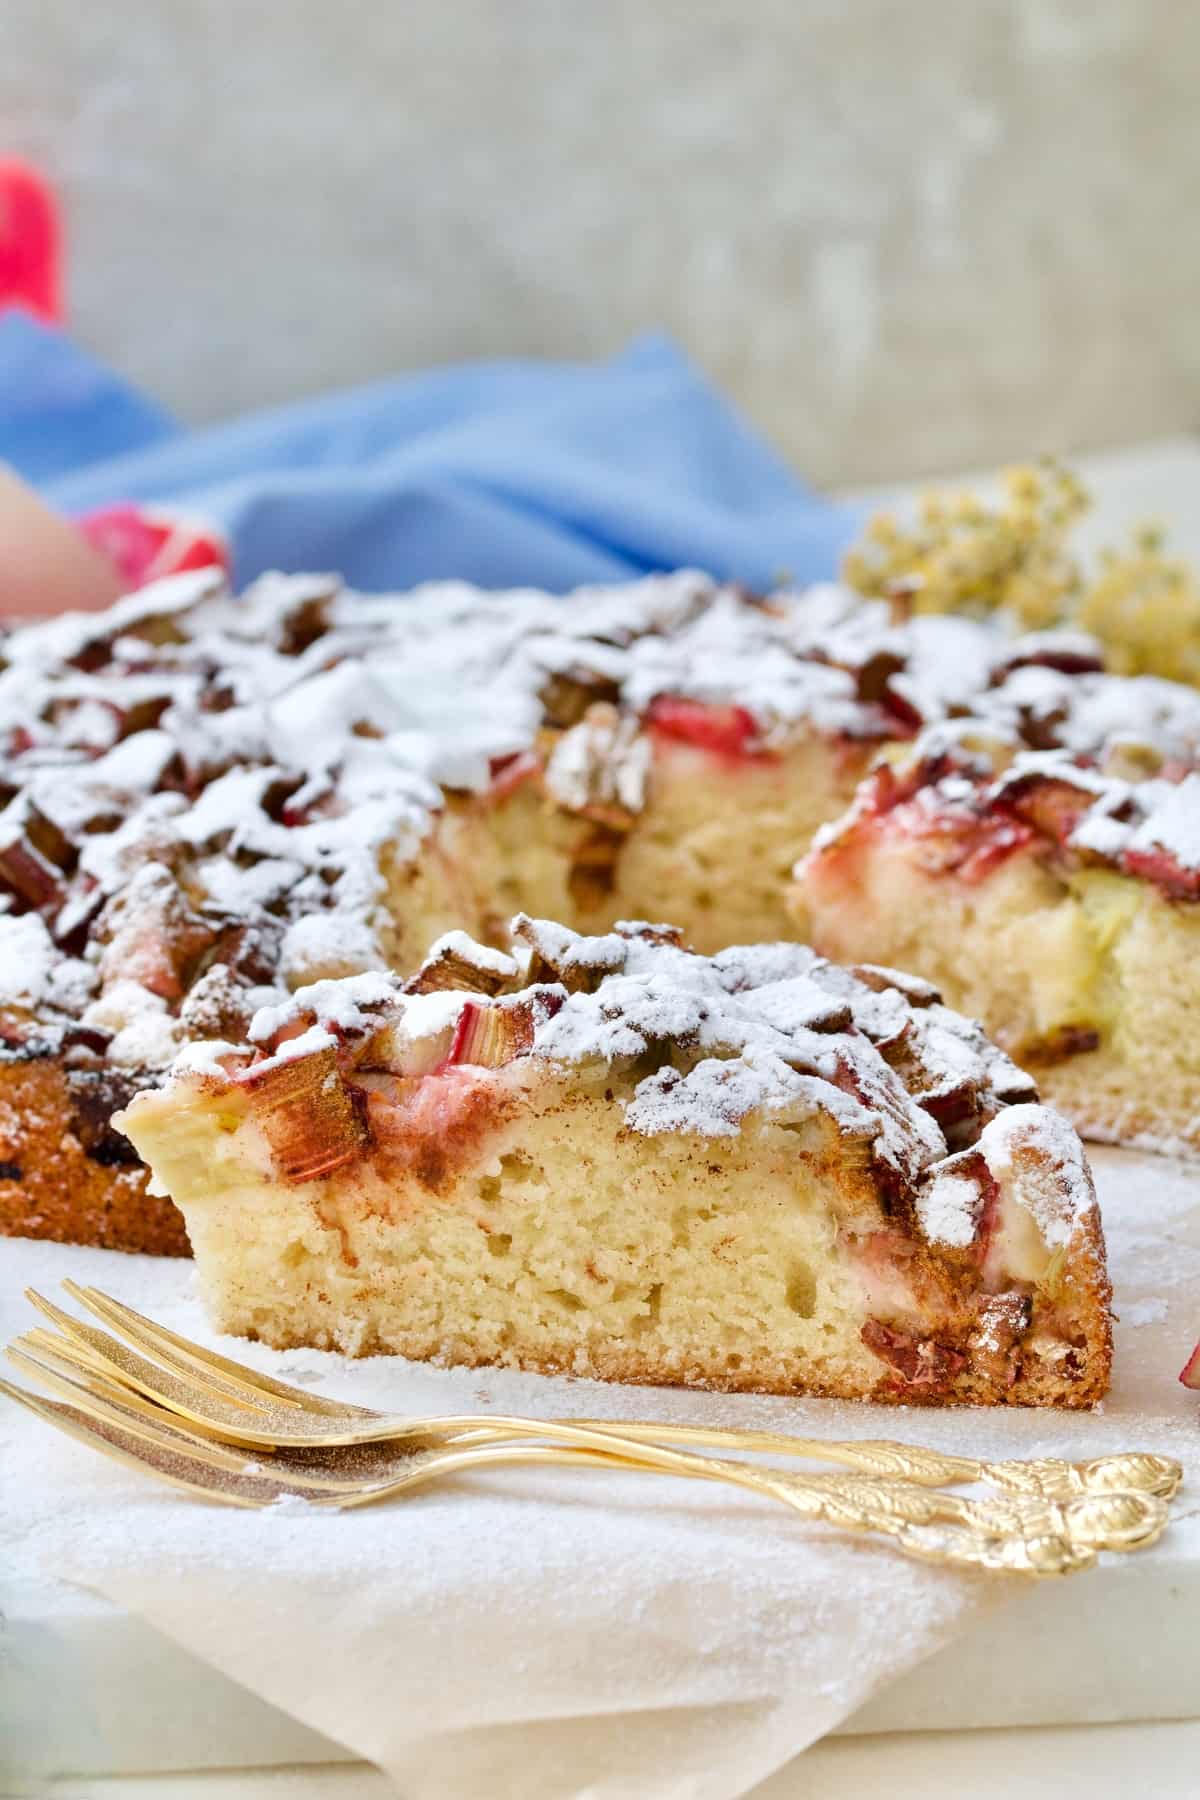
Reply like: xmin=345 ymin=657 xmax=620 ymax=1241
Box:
xmin=809 ymin=728 xmax=1200 ymax=907
xmin=0 ymin=567 xmax=1133 ymax=1096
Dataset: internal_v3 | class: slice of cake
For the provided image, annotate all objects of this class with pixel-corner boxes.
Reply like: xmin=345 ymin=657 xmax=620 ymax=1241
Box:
xmin=119 ymin=917 xmax=1112 ymax=1406
xmin=793 ymin=735 xmax=1200 ymax=1153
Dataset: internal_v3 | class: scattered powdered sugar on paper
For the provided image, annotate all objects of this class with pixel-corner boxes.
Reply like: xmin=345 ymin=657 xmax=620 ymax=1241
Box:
xmin=1120 ymin=1296 xmax=1168 ymax=1326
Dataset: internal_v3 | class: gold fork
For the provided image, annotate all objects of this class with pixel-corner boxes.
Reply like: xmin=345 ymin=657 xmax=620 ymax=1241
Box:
xmin=0 ymin=1357 xmax=1164 ymax=1578
xmin=33 ymin=1283 xmax=1184 ymax=1505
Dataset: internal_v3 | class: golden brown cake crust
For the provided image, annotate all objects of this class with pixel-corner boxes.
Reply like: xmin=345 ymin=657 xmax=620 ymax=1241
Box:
xmin=0 ymin=1055 xmax=189 ymax=1256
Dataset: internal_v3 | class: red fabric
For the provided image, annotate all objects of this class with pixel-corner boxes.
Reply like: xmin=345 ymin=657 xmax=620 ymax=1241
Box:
xmin=78 ymin=504 xmax=230 ymax=590
xmin=0 ymin=162 xmax=61 ymax=322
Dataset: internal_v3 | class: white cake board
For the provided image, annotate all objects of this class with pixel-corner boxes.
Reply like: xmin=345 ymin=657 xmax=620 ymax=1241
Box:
xmin=3 ymin=1144 xmax=1199 ymax=1780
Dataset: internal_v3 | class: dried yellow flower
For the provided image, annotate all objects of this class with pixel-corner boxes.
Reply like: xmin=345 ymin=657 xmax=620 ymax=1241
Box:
xmin=843 ymin=461 xmax=1088 ymax=630
xmin=1078 ymin=525 xmax=1200 ymax=687
xmin=843 ymin=460 xmax=1200 ymax=689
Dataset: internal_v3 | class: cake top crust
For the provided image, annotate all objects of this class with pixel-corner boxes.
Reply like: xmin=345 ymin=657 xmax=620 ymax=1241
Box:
xmin=1 ymin=565 xmax=1198 ymax=1074
xmin=183 ymin=913 xmax=1089 ymax=1210
xmin=150 ymin=915 xmax=1098 ymax=1260
xmin=816 ymin=729 xmax=1200 ymax=899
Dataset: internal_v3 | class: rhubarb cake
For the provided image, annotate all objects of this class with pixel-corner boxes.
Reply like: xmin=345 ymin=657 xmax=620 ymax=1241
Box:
xmin=0 ymin=566 xmax=1113 ymax=1254
xmin=118 ymin=917 xmax=1112 ymax=1405
xmin=793 ymin=727 xmax=1200 ymax=1154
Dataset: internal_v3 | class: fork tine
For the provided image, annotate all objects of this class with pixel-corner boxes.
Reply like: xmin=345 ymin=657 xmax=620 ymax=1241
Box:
xmin=63 ymin=1283 xmax=372 ymax=1419
xmin=6 ymin=1341 xmax=438 ymax=1492
xmin=23 ymin=1290 xmax=289 ymax=1428
xmin=55 ymin=1284 xmax=294 ymax=1412
xmin=0 ymin=1374 xmax=306 ymax=1508
xmin=7 ymin=1334 xmax=257 ymax=1449
xmin=5 ymin=1345 xmax=258 ymax=1472
xmin=0 ymin=1369 xmax=655 ymax=1511
xmin=18 ymin=1323 xmax=182 ymax=1401
xmin=25 ymin=1288 xmax=265 ymax=1415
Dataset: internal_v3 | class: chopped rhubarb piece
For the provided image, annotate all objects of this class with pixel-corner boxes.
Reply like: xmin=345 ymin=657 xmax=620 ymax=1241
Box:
xmin=878 ymin=682 xmax=924 ymax=736
xmin=995 ymin=642 xmax=1104 ymax=679
xmin=271 ymin=587 xmax=336 ymax=654
xmin=179 ymin=965 xmax=259 ymax=1041
xmin=54 ymin=877 xmax=104 ymax=953
xmin=968 ymin=1292 xmax=1033 ymax=1387
xmin=1122 ymin=847 xmax=1200 ymax=902
xmin=861 ymin=1318 xmax=968 ymax=1390
xmin=404 ymin=941 xmax=518 ymax=998
xmin=862 ymin=757 xmax=929 ymax=816
xmin=614 ymin=920 xmax=684 ymax=948
xmin=1001 ymin=775 xmax=1097 ymax=845
xmin=448 ymin=1000 xmax=535 ymax=1069
xmin=1180 ymin=1340 xmax=1200 ymax=1390
xmin=96 ymin=866 xmax=219 ymax=1001
xmin=23 ymin=799 xmax=75 ymax=871
xmin=1017 ymin=1023 xmax=1101 ymax=1066
xmin=954 ymin=824 xmax=1036 ymax=885
xmin=203 ymin=918 xmax=285 ymax=988
xmin=843 ymin=647 xmax=905 ymax=704
xmin=487 ymin=750 xmax=542 ymax=802
xmin=257 ymin=1011 xmax=321 ymax=1055
xmin=65 ymin=1069 xmax=145 ymax=1168
xmin=913 ymin=1076 xmax=981 ymax=1136
xmin=240 ymin=1044 xmax=368 ymax=1181
xmin=646 ymin=696 xmax=760 ymax=758
xmin=0 ymin=829 xmax=63 ymax=912
xmin=851 ymin=963 xmax=941 ymax=1007
xmin=543 ymin=704 xmax=649 ymax=827
xmin=59 ymin=1022 xmax=114 ymax=1058
xmin=511 ymin=913 xmax=625 ymax=993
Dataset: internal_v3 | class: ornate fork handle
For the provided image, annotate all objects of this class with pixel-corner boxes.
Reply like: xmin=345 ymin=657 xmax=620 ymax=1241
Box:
xmin=334 ymin=1441 xmax=1166 ymax=1575
xmin=564 ymin=1422 xmax=1183 ymax=1504
xmin=680 ymin=1460 xmax=1168 ymax=1575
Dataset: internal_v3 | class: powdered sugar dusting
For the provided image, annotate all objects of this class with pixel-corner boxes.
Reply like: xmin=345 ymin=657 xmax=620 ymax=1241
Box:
xmin=196 ymin=918 xmax=1087 ymax=1213
xmin=3 ymin=562 xmax=1199 ymax=1094
xmin=917 ymin=1167 xmax=985 ymax=1248
xmin=978 ymin=1103 xmax=1095 ymax=1248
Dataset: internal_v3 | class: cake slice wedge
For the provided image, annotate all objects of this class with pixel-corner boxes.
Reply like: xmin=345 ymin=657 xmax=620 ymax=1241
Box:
xmin=118 ymin=917 xmax=1112 ymax=1406
xmin=792 ymin=736 xmax=1200 ymax=1154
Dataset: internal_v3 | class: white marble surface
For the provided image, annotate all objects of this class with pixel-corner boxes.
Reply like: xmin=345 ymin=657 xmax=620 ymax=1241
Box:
xmin=39 ymin=1722 xmax=1200 ymax=1800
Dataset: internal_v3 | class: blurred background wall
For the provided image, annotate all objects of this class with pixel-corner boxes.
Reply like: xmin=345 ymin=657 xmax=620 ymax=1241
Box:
xmin=3 ymin=0 xmax=1196 ymax=486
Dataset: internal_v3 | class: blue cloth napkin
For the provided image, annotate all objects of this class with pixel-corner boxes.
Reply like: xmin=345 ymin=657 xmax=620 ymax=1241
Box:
xmin=0 ymin=313 xmax=859 ymax=592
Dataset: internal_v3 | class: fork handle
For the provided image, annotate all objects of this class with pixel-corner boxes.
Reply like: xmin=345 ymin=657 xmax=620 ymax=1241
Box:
xmin=336 ymin=1439 xmax=1093 ymax=1576
xmin=558 ymin=1420 xmax=981 ymax=1486
xmin=555 ymin=1419 xmax=1181 ymax=1502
